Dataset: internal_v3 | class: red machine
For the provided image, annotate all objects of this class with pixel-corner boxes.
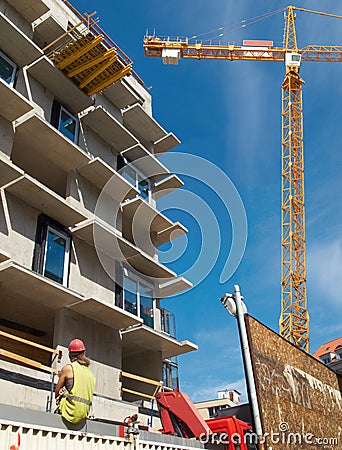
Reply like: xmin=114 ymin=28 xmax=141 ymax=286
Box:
xmin=155 ymin=390 xmax=256 ymax=450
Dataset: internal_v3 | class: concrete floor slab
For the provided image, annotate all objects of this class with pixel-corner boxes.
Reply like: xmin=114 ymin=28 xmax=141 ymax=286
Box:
xmin=81 ymin=106 xmax=138 ymax=151
xmin=27 ymin=56 xmax=93 ymax=114
xmin=4 ymin=174 xmax=88 ymax=227
xmin=0 ymin=12 xmax=43 ymax=66
xmin=14 ymin=113 xmax=90 ymax=172
xmin=7 ymin=0 xmax=49 ymax=23
xmin=123 ymin=103 xmax=167 ymax=143
xmin=0 ymin=79 xmax=33 ymax=122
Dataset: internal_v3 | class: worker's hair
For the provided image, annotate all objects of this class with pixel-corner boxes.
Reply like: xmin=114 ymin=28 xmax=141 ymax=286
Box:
xmin=69 ymin=351 xmax=90 ymax=367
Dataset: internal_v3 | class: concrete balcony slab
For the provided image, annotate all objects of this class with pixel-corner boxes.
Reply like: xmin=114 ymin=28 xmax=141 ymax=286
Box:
xmin=154 ymin=132 xmax=180 ymax=155
xmin=0 ymin=261 xmax=84 ymax=310
xmin=122 ymin=197 xmax=173 ymax=235
xmin=7 ymin=0 xmax=49 ymax=23
xmin=69 ymin=297 xmax=142 ymax=330
xmin=156 ymin=222 xmax=187 ymax=247
xmin=103 ymin=78 xmax=142 ymax=109
xmin=80 ymin=106 xmax=138 ymax=151
xmin=0 ymin=261 xmax=83 ymax=332
xmin=4 ymin=175 xmax=87 ymax=226
xmin=157 ymin=277 xmax=193 ymax=298
xmin=14 ymin=113 xmax=90 ymax=172
xmin=0 ymin=12 xmax=43 ymax=66
xmin=26 ymin=56 xmax=93 ymax=114
xmin=33 ymin=13 xmax=69 ymax=49
xmin=72 ymin=218 xmax=175 ymax=279
xmin=121 ymin=325 xmax=198 ymax=359
xmin=0 ymin=249 xmax=10 ymax=263
xmin=154 ymin=174 xmax=184 ymax=200
xmin=123 ymin=103 xmax=167 ymax=143
xmin=77 ymin=157 xmax=138 ymax=196
xmin=122 ymin=197 xmax=186 ymax=247
xmin=122 ymin=144 xmax=169 ymax=181
xmin=0 ymin=78 xmax=33 ymax=122
xmin=0 ymin=155 xmax=24 ymax=187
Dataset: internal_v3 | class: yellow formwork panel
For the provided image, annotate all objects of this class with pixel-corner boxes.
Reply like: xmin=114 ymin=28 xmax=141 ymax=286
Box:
xmin=50 ymin=33 xmax=132 ymax=96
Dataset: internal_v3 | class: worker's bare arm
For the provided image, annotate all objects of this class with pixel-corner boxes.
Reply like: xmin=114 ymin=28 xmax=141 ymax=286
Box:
xmin=55 ymin=364 xmax=73 ymax=398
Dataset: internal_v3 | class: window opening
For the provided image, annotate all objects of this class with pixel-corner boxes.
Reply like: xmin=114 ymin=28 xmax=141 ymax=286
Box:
xmin=58 ymin=106 xmax=79 ymax=143
xmin=163 ymin=357 xmax=179 ymax=390
xmin=43 ymin=226 xmax=70 ymax=285
xmin=123 ymin=270 xmax=155 ymax=327
xmin=0 ymin=51 xmax=16 ymax=86
xmin=120 ymin=156 xmax=152 ymax=203
xmin=33 ymin=215 xmax=71 ymax=287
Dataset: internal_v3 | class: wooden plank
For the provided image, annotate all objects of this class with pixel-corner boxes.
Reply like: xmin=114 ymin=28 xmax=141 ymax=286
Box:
xmin=121 ymin=371 xmax=163 ymax=387
xmin=0 ymin=330 xmax=60 ymax=355
xmin=0 ymin=348 xmax=58 ymax=374
xmin=121 ymin=387 xmax=155 ymax=400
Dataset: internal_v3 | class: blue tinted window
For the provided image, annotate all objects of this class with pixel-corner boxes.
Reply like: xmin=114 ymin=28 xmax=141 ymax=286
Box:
xmin=124 ymin=275 xmax=138 ymax=315
xmin=138 ymin=178 xmax=150 ymax=200
xmin=44 ymin=228 xmax=69 ymax=284
xmin=59 ymin=108 xmax=78 ymax=142
xmin=0 ymin=53 xmax=16 ymax=85
xmin=140 ymin=283 xmax=154 ymax=327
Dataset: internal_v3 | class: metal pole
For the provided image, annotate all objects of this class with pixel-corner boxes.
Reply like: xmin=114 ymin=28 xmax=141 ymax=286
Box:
xmin=233 ymin=285 xmax=263 ymax=441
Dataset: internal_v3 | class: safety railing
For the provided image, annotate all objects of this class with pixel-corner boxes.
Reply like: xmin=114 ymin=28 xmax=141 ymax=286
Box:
xmin=0 ymin=330 xmax=62 ymax=374
xmin=0 ymin=330 xmax=63 ymax=412
xmin=120 ymin=371 xmax=163 ymax=400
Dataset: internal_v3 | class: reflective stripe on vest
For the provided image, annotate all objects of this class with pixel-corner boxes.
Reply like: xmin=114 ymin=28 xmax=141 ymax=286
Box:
xmin=65 ymin=393 xmax=92 ymax=406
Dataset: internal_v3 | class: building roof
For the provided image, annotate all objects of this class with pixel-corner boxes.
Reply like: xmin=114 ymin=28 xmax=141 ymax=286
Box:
xmin=312 ymin=336 xmax=342 ymax=359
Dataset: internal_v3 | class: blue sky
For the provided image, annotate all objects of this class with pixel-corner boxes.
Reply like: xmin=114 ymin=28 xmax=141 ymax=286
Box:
xmin=72 ymin=1 xmax=342 ymax=402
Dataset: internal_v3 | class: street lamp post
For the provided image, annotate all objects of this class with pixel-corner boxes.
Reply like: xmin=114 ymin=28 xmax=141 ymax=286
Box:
xmin=220 ymin=285 xmax=263 ymax=445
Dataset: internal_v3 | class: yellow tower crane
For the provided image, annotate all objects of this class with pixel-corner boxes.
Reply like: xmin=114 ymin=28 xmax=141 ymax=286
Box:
xmin=143 ymin=6 xmax=342 ymax=352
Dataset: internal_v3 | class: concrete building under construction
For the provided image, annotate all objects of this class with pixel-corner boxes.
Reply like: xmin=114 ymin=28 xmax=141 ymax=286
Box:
xmin=0 ymin=0 xmax=198 ymax=431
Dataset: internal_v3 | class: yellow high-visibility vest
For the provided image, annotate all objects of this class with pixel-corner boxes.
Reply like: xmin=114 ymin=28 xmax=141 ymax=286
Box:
xmin=59 ymin=361 xmax=96 ymax=424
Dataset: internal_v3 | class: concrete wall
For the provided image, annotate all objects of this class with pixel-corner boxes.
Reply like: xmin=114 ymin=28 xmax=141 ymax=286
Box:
xmin=0 ymin=116 xmax=14 ymax=157
xmin=54 ymin=308 xmax=122 ymax=400
xmin=0 ymin=0 xmax=33 ymax=38
xmin=0 ymin=192 xmax=38 ymax=267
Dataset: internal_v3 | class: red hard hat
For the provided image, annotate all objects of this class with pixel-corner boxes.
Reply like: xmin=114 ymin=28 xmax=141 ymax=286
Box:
xmin=68 ymin=338 xmax=86 ymax=353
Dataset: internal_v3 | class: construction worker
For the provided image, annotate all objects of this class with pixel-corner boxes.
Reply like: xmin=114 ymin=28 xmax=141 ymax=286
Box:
xmin=55 ymin=338 xmax=96 ymax=424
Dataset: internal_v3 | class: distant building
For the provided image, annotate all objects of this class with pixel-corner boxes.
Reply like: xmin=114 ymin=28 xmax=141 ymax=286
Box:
xmin=312 ymin=337 xmax=342 ymax=375
xmin=195 ymin=389 xmax=241 ymax=420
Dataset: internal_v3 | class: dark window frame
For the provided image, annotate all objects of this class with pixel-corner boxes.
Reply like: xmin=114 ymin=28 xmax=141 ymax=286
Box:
xmin=50 ymin=100 xmax=79 ymax=144
xmin=32 ymin=214 xmax=71 ymax=286
xmin=0 ymin=50 xmax=17 ymax=87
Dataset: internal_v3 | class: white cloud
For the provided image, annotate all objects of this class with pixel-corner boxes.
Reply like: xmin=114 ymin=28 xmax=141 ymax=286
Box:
xmin=307 ymin=238 xmax=342 ymax=306
xmin=190 ymin=377 xmax=247 ymax=403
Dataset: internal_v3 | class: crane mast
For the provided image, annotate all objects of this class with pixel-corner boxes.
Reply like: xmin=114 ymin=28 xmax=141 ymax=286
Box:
xmin=280 ymin=6 xmax=308 ymax=351
xmin=143 ymin=6 xmax=342 ymax=353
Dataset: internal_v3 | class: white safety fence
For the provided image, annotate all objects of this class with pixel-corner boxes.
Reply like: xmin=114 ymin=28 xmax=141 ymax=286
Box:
xmin=0 ymin=421 xmax=131 ymax=450
xmin=0 ymin=420 xmax=202 ymax=450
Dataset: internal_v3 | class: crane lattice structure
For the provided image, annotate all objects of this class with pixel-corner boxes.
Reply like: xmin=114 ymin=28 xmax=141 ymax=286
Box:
xmin=143 ymin=6 xmax=342 ymax=352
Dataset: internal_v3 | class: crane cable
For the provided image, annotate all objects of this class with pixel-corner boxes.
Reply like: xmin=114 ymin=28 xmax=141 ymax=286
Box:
xmin=189 ymin=7 xmax=342 ymax=45
xmin=191 ymin=7 xmax=285 ymax=42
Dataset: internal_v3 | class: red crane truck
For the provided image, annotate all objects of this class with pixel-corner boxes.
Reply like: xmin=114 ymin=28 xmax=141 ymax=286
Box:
xmin=155 ymin=390 xmax=257 ymax=450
